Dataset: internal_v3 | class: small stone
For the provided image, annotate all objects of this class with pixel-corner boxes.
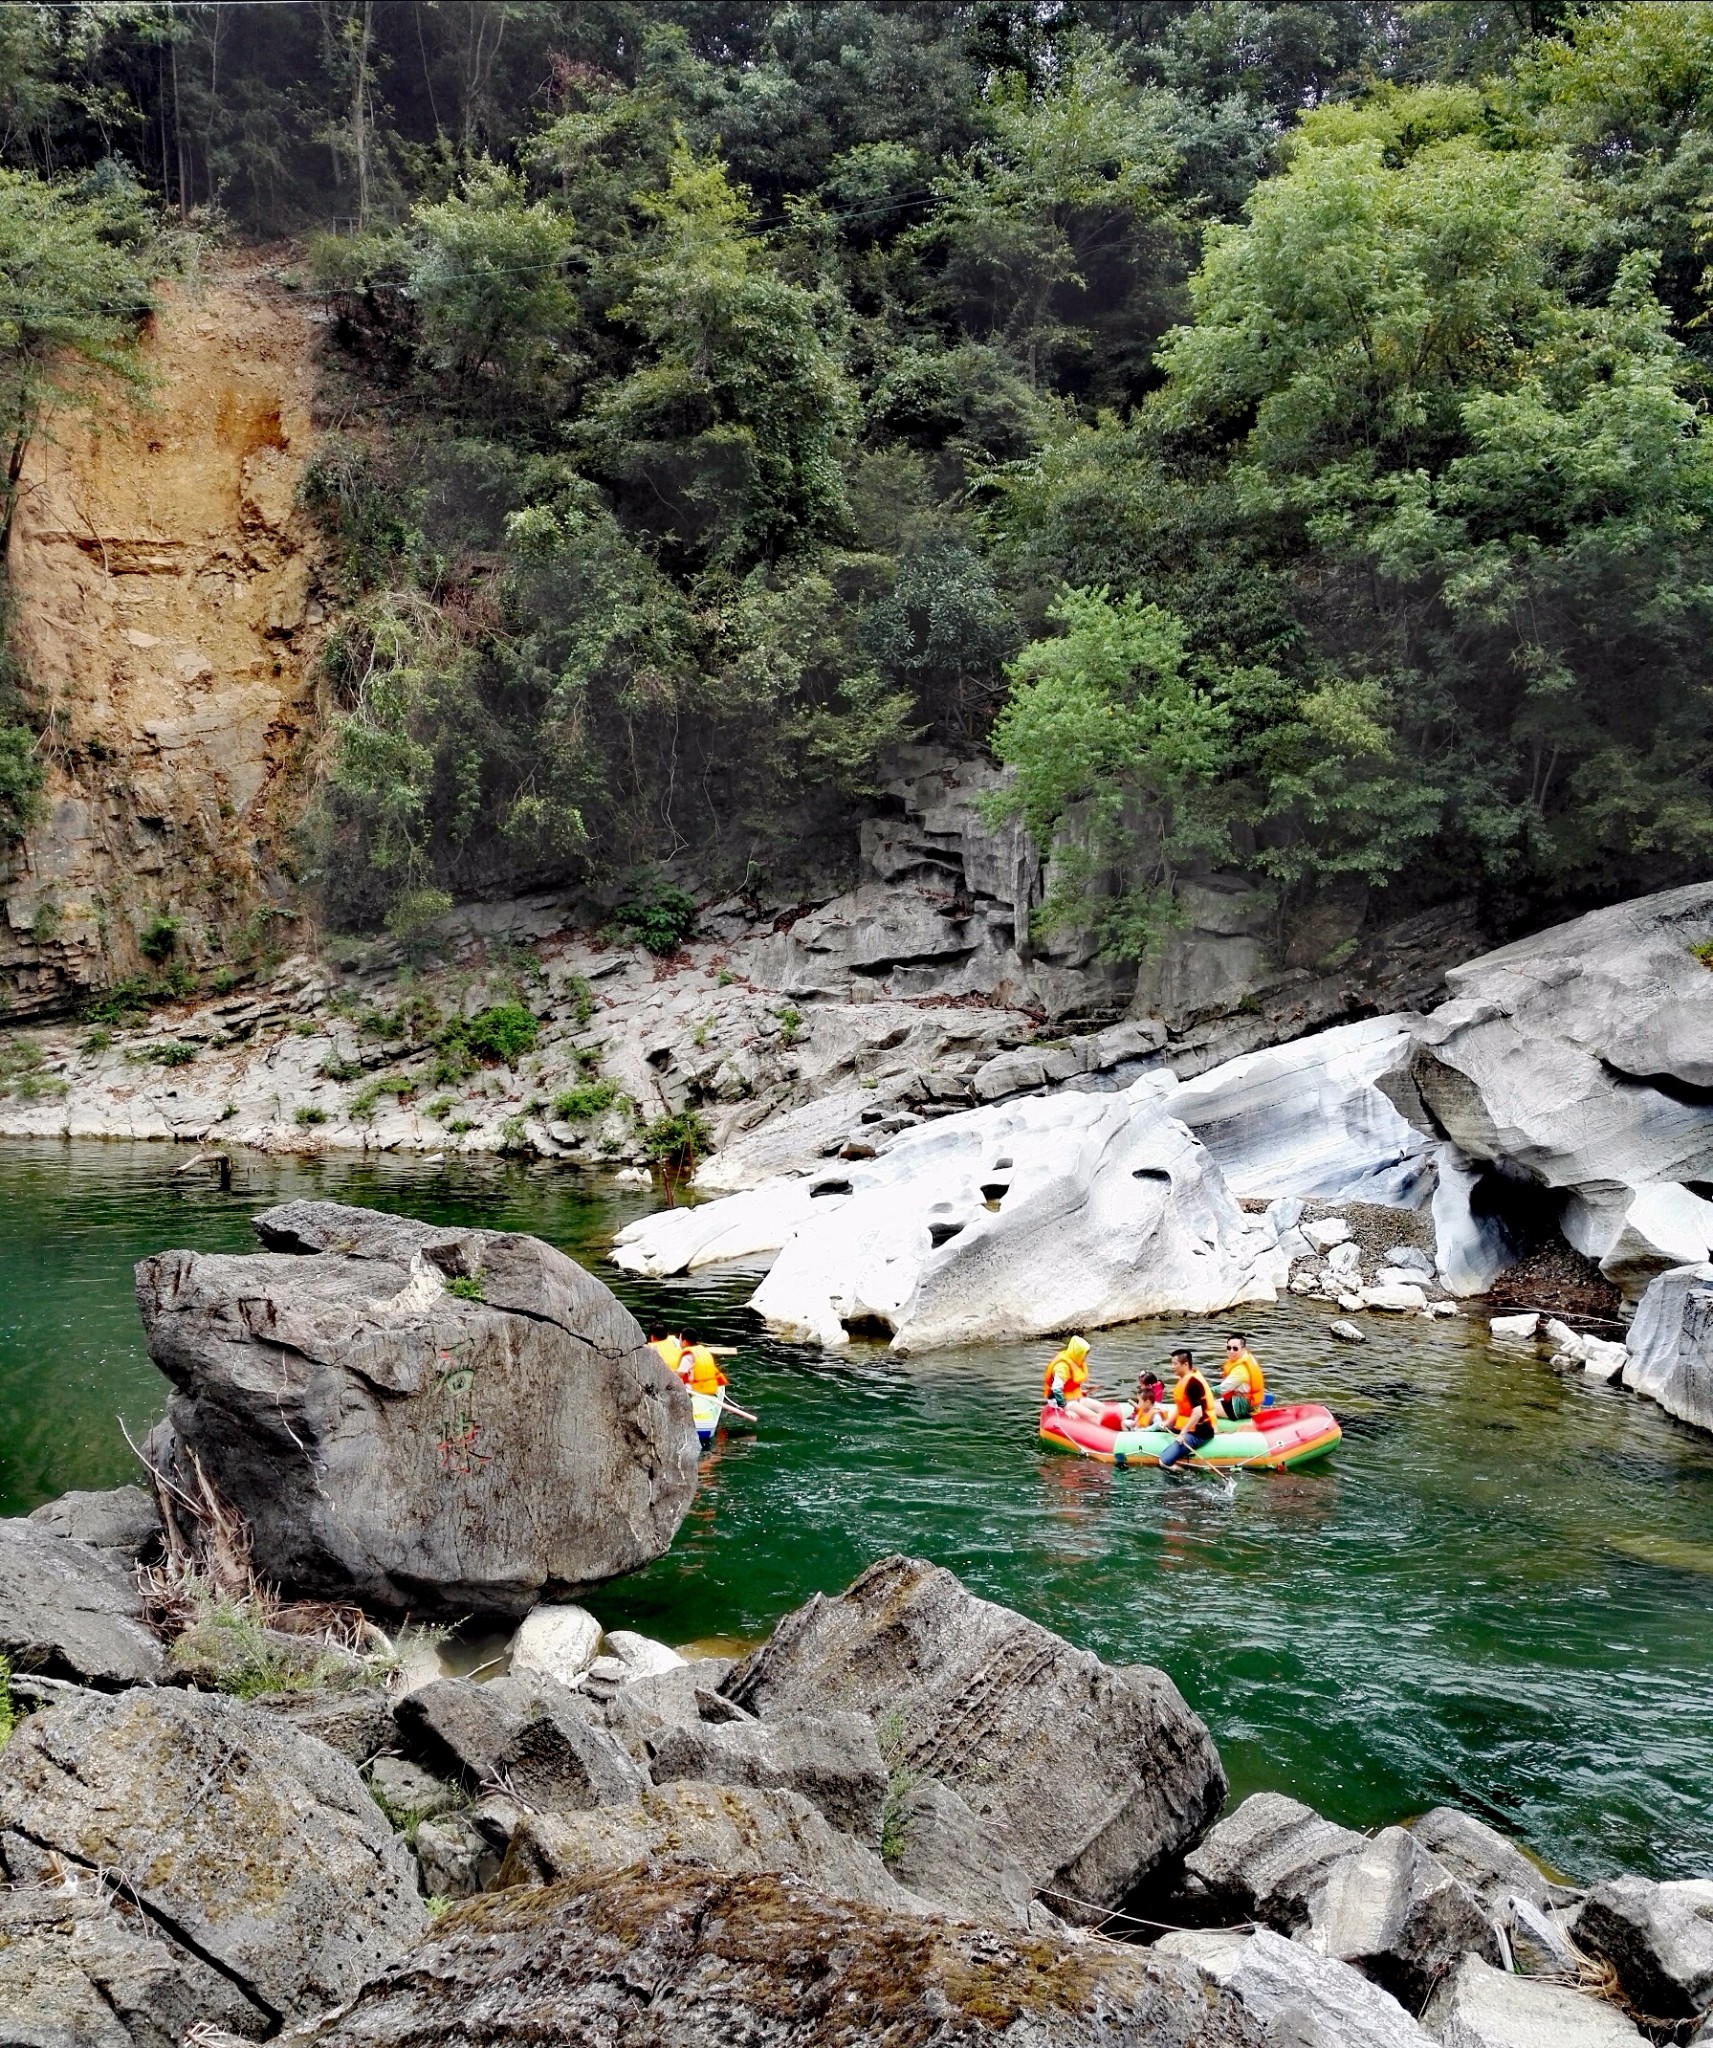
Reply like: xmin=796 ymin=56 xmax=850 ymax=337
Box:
xmin=1489 ymin=1313 xmax=1540 ymax=1342
xmin=1362 ymin=1281 xmax=1428 ymax=1312
xmin=1329 ymin=1320 xmax=1368 ymax=1344
xmin=1339 ymin=1293 xmax=1366 ymax=1312
xmin=1304 ymin=1217 xmax=1353 ymax=1252
xmin=510 ymin=1603 xmax=603 ymax=1688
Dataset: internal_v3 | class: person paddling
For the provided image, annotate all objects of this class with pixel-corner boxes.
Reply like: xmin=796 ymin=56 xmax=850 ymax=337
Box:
xmin=684 ymin=1342 xmax=728 ymax=1400
xmin=1159 ymin=1349 xmax=1219 ymax=1468
xmin=1042 ymin=1334 xmax=1092 ymax=1409
xmin=1218 ymin=1334 xmax=1265 ymax=1421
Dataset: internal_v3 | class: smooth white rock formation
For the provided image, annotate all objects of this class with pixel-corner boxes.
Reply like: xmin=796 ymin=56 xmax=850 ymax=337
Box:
xmin=613 ymin=1179 xmax=823 ymax=1277
xmin=1411 ymin=882 xmax=1713 ymax=1266
xmin=603 ymin=1631 xmax=686 ymax=1682
xmin=1422 ymin=1953 xmax=1645 ymax=2047
xmin=1599 ymin=1183 xmax=1713 ymax=1298
xmin=1361 ymin=1281 xmax=1429 ymax=1312
xmin=509 ymin=1604 xmax=603 ymax=1688
xmin=1431 ymin=1144 xmax=1516 ymax=1296
xmin=746 ymin=1082 xmax=1284 ymax=1352
xmin=1155 ymin=1927 xmax=1430 ymax=2047
xmin=1623 ymin=1263 xmax=1713 ymax=1433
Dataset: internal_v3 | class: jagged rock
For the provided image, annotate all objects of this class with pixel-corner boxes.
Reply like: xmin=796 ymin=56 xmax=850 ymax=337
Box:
xmin=0 ymin=1688 xmax=423 ymax=2027
xmin=1623 ymin=1263 xmax=1713 ymax=1434
xmin=603 ymin=1629 xmax=684 ymax=1680
xmin=509 ymin=1602 xmax=603 ymax=1687
xmin=1407 ymin=1807 xmax=1572 ymax=1916
xmin=883 ymin=1775 xmax=1040 ymax=1931
xmin=394 ymin=1675 xmax=642 ymax=1810
xmin=1422 ymin=1953 xmax=1645 ymax=2047
xmin=1183 ymin=1792 xmax=1365 ymax=1933
xmin=720 ymin=1555 xmax=1225 ymax=1916
xmin=0 ymin=1520 xmax=165 ymax=1688
xmin=1506 ymin=1894 xmax=1587 ymax=1979
xmin=646 ymin=1711 xmax=886 ymax=1843
xmin=0 ymin=1883 xmax=267 ymax=2048
xmin=500 ymin=1783 xmax=916 ymax=1915
xmin=134 ymin=1200 xmax=699 ymax=1616
xmin=1156 ymin=1927 xmax=1429 ymax=2047
xmin=1304 ymin=1824 xmax=1505 ymax=2010
xmin=26 ymin=1486 xmax=160 ymax=1559
xmin=414 ymin=1795 xmax=522 ymax=1902
xmin=1411 ymin=882 xmax=1713 ymax=1271
xmin=369 ymin=1754 xmax=463 ymax=1822
xmin=1573 ymin=1874 xmax=1713 ymax=2024
xmin=721 ymin=1085 xmax=1283 ymax=1350
xmin=249 ymin=1684 xmax=396 ymax=1766
xmin=1387 ymin=1246 xmax=1438 ymax=1277
xmin=301 ymin=1861 xmax=1265 ymax=2048
xmin=600 ymin=1659 xmax=743 ymax=1755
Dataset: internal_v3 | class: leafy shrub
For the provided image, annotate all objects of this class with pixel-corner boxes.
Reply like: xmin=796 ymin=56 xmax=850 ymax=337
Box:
xmin=775 ymin=1005 xmax=802 ymax=1047
xmin=446 ymin=1274 xmax=485 ymax=1301
xmin=83 ymin=976 xmax=163 ymax=1025
xmin=613 ymin=885 xmax=697 ymax=956
xmin=131 ymin=1039 xmax=197 ymax=1068
xmin=0 ymin=1652 xmax=15 ymax=1751
xmin=385 ymin=886 xmax=453 ymax=948
xmin=459 ymin=1003 xmax=537 ymax=1065
xmin=81 ymin=1027 xmax=112 ymax=1054
xmin=564 ymin=975 xmax=594 ymax=1027
xmin=446 ymin=1117 xmax=476 ymax=1135
xmin=318 ymin=1054 xmax=363 ymax=1081
xmin=138 ymin=912 xmax=181 ymax=963
xmin=1692 ymin=939 xmax=1713 ymax=970
xmin=551 ymin=1079 xmax=620 ymax=1122
xmin=293 ymin=1104 xmax=328 ymax=1126
xmin=640 ymin=1108 xmax=711 ymax=1175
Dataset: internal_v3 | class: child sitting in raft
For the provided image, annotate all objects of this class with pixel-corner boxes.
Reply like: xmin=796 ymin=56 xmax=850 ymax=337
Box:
xmin=1131 ymin=1370 xmax=1167 ymax=1428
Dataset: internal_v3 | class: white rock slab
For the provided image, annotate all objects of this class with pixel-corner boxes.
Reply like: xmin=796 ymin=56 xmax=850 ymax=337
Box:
xmin=1156 ymin=1927 xmax=1430 ymax=2047
xmin=1599 ymin=1183 xmax=1713 ymax=1299
xmin=1490 ymin=1314 xmax=1539 ymax=1342
xmin=1422 ymin=1953 xmax=1644 ymax=2047
xmin=612 ymin=1179 xmax=824 ymax=1277
xmin=510 ymin=1603 xmax=603 ymax=1687
xmin=1623 ymin=1262 xmax=1713 ymax=1433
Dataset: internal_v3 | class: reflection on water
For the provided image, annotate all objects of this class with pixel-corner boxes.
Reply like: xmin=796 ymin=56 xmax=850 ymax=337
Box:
xmin=2 ymin=1139 xmax=1711 ymax=1884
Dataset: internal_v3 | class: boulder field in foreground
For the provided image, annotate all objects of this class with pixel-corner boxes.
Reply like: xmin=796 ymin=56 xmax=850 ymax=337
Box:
xmin=721 ymin=1553 xmax=1226 ymax=1915
xmin=135 ymin=1200 xmax=699 ymax=1616
xmin=296 ymin=1863 xmax=1269 ymax=2048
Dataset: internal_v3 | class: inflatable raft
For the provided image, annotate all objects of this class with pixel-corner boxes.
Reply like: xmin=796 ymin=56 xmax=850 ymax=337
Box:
xmin=1039 ymin=1399 xmax=1341 ymax=1470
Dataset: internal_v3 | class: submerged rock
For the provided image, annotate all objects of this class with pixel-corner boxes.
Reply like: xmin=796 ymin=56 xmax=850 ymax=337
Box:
xmin=1157 ymin=1927 xmax=1429 ymax=2048
xmin=721 ymin=1554 xmax=1225 ymax=1916
xmin=0 ymin=1688 xmax=424 ymax=2028
xmin=298 ymin=1861 xmax=1266 ymax=2048
xmin=0 ymin=1519 xmax=165 ymax=1688
xmin=135 ymin=1199 xmax=699 ymax=1616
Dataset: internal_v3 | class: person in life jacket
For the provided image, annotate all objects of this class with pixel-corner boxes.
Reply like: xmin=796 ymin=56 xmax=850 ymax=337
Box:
xmin=649 ymin=1334 xmax=688 ymax=1378
xmin=1218 ymin=1334 xmax=1265 ymax=1420
xmin=1132 ymin=1369 xmax=1168 ymax=1427
xmin=684 ymin=1343 xmax=728 ymax=1399
xmin=1159 ymin=1349 xmax=1219 ymax=1467
xmin=1042 ymin=1335 xmax=1092 ymax=1408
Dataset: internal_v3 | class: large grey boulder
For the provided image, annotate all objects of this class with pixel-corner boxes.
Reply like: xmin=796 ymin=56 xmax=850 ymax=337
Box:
xmin=1573 ymin=1874 xmax=1713 ymax=2024
xmin=1422 ymin=1953 xmax=1645 ymax=2047
xmin=720 ymin=1555 xmax=1226 ymax=1916
xmin=1183 ymin=1792 xmax=1366 ymax=1933
xmin=1407 ymin=1807 xmax=1573 ymax=1917
xmin=394 ymin=1674 xmax=643 ymax=1809
xmin=646 ymin=1710 xmax=886 ymax=1843
xmin=1156 ymin=1927 xmax=1430 ymax=2047
xmin=1623 ymin=1262 xmax=1713 ymax=1434
xmin=0 ymin=1883 xmax=267 ymax=2048
xmin=1410 ymin=883 xmax=1713 ymax=1276
xmin=298 ymin=1861 xmax=1269 ymax=2048
xmin=0 ymin=1520 xmax=165 ymax=1688
xmin=250 ymin=1683 xmax=397 ymax=1766
xmin=500 ymin=1782 xmax=917 ymax=1915
xmin=26 ymin=1486 xmax=160 ymax=1560
xmin=0 ymin=1688 xmax=423 ymax=2028
xmin=1305 ymin=1824 xmax=1505 ymax=2010
xmin=883 ymin=1775 xmax=1040 ymax=1931
xmin=134 ymin=1200 xmax=699 ymax=1616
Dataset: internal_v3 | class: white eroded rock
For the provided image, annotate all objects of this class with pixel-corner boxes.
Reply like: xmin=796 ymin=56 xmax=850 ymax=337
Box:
xmin=510 ymin=1603 xmax=604 ymax=1687
xmin=1490 ymin=1313 xmax=1540 ymax=1343
xmin=1599 ymin=1183 xmax=1713 ymax=1298
xmin=746 ymin=1082 xmax=1283 ymax=1351
xmin=1423 ymin=1953 xmax=1645 ymax=2048
xmin=1361 ymin=1281 xmax=1429 ymax=1313
xmin=1622 ymin=1261 xmax=1713 ymax=1437
xmin=1305 ymin=1217 xmax=1354 ymax=1251
xmin=1156 ymin=1927 xmax=1430 ymax=2048
xmin=613 ymin=1179 xmax=823 ymax=1277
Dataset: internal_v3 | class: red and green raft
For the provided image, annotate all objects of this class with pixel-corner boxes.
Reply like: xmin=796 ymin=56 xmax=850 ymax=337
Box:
xmin=1039 ymin=1398 xmax=1342 ymax=1470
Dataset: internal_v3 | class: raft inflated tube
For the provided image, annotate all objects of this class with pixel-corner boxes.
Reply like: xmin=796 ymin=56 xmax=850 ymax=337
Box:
xmin=1039 ymin=1398 xmax=1341 ymax=1471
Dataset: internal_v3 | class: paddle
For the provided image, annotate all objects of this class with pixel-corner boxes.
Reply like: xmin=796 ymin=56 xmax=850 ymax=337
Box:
xmin=722 ymin=1398 xmax=759 ymax=1424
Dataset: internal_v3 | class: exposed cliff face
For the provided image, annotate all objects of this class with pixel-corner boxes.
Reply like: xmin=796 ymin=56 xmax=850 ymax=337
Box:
xmin=2 ymin=263 xmax=322 ymax=1016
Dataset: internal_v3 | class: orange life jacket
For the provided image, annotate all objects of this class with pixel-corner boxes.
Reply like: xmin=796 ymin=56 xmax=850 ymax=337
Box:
xmin=686 ymin=1344 xmax=727 ymax=1396
xmin=1043 ymin=1347 xmax=1090 ymax=1401
xmin=1171 ymin=1370 xmax=1217 ymax=1433
xmin=649 ymin=1335 xmax=686 ymax=1376
xmin=1223 ymin=1350 xmax=1265 ymax=1408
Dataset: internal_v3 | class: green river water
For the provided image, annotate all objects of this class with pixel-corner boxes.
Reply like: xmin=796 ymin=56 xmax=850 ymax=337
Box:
xmin=2 ymin=1139 xmax=1710 ymax=1887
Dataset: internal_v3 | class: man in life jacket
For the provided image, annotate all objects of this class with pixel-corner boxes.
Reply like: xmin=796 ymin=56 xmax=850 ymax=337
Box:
xmin=1042 ymin=1335 xmax=1092 ymax=1409
xmin=684 ymin=1342 xmax=728 ymax=1400
xmin=649 ymin=1334 xmax=687 ymax=1377
xmin=1218 ymin=1334 xmax=1265 ymax=1420
xmin=1159 ymin=1349 xmax=1219 ymax=1467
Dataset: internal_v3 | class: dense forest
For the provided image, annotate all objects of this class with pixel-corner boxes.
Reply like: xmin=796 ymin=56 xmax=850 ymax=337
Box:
xmin=2 ymin=1 xmax=1711 ymax=954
